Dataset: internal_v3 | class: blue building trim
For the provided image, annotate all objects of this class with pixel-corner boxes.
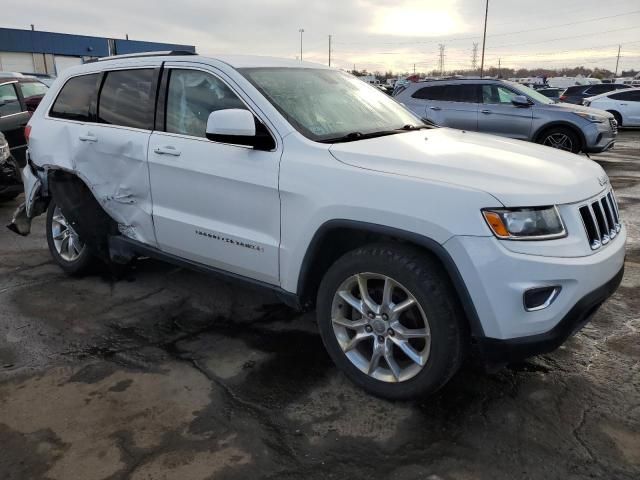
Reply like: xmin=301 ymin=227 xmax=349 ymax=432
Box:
xmin=0 ymin=27 xmax=195 ymax=57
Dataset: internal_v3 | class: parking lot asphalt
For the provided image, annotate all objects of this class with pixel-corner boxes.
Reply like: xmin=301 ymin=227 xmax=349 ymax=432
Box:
xmin=0 ymin=130 xmax=639 ymax=480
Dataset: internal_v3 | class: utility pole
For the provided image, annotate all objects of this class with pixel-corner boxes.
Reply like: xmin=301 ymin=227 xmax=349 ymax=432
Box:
xmin=125 ymin=34 xmax=129 ymax=40
xmin=614 ymin=44 xmax=621 ymax=77
xmin=438 ymin=44 xmax=445 ymax=76
xmin=328 ymin=35 xmax=332 ymax=67
xmin=30 ymin=24 xmax=35 ymax=31
xmin=472 ymin=43 xmax=478 ymax=72
xmin=298 ymin=28 xmax=304 ymax=62
xmin=480 ymin=0 xmax=489 ymax=77
xmin=498 ymin=58 xmax=501 ymax=78
xmin=413 ymin=63 xmax=416 ymax=74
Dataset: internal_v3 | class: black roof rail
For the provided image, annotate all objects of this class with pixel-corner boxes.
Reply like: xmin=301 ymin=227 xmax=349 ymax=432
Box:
xmin=86 ymin=50 xmax=197 ymax=63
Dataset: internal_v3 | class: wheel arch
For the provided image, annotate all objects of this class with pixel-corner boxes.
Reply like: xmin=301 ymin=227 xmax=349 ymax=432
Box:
xmin=296 ymin=219 xmax=485 ymax=337
xmin=605 ymin=110 xmax=623 ymax=126
xmin=533 ymin=121 xmax=586 ymax=151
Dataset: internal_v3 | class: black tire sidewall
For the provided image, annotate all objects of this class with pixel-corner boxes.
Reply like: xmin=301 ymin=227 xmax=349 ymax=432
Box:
xmin=46 ymin=200 xmax=94 ymax=275
xmin=316 ymin=244 xmax=465 ymax=400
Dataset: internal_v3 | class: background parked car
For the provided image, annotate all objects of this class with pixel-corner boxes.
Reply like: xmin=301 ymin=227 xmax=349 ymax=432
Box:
xmin=559 ymin=83 xmax=628 ymax=104
xmin=0 ymin=131 xmax=22 ymax=201
xmin=536 ymin=87 xmax=563 ymax=101
xmin=394 ymin=78 xmax=617 ymax=153
xmin=0 ymin=73 xmax=48 ymax=166
xmin=583 ymin=88 xmax=640 ymax=127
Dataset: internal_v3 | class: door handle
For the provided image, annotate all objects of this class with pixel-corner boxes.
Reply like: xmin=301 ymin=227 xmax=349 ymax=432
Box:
xmin=619 ymin=103 xmax=628 ymax=106
xmin=154 ymin=146 xmax=181 ymax=156
xmin=429 ymin=106 xmax=442 ymax=111
xmin=481 ymin=109 xmax=492 ymax=114
xmin=78 ymin=134 xmax=97 ymax=142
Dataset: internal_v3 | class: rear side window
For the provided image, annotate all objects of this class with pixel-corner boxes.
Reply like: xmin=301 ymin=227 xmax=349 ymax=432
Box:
xmin=585 ymin=84 xmax=613 ymax=95
xmin=412 ymin=84 xmax=478 ymax=102
xmin=610 ymin=90 xmax=640 ymax=101
xmin=165 ymin=69 xmax=248 ymax=138
xmin=19 ymin=81 xmax=48 ymax=99
xmin=98 ymin=69 xmax=155 ymax=130
xmin=563 ymin=86 xmax=587 ymax=95
xmin=50 ymin=74 xmax=99 ymax=121
xmin=0 ymin=83 xmax=22 ymax=117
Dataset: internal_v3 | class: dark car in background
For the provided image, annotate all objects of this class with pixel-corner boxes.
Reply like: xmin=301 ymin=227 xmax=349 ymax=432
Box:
xmin=0 ymin=73 xmax=48 ymax=166
xmin=536 ymin=87 xmax=563 ymax=101
xmin=559 ymin=83 xmax=628 ymax=104
xmin=0 ymin=131 xmax=22 ymax=201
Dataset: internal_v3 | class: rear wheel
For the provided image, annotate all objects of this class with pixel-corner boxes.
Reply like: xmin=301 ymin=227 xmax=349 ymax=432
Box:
xmin=538 ymin=127 xmax=581 ymax=153
xmin=316 ymin=243 xmax=467 ymax=399
xmin=46 ymin=200 xmax=95 ymax=275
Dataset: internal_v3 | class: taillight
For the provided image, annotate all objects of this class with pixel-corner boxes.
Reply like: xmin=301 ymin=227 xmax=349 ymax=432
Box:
xmin=559 ymin=95 xmax=567 ymax=101
xmin=24 ymin=124 xmax=32 ymax=144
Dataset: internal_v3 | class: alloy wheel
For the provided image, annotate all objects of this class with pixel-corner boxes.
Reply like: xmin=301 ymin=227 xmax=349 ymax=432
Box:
xmin=330 ymin=272 xmax=431 ymax=383
xmin=542 ymin=133 xmax=573 ymax=151
xmin=51 ymin=205 xmax=85 ymax=262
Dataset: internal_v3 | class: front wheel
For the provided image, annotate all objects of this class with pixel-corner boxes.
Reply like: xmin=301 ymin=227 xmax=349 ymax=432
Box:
xmin=46 ymin=200 xmax=95 ymax=275
xmin=316 ymin=244 xmax=467 ymax=399
xmin=538 ymin=127 xmax=581 ymax=153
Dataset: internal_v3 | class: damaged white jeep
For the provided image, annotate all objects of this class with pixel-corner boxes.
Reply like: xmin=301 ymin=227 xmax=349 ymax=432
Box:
xmin=9 ymin=52 xmax=626 ymax=399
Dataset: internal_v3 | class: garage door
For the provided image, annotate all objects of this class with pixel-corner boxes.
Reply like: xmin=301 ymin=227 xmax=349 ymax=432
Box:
xmin=0 ymin=52 xmax=35 ymax=73
xmin=54 ymin=56 xmax=83 ymax=75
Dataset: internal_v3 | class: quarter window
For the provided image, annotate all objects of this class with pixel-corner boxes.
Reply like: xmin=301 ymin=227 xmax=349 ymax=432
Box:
xmin=98 ymin=69 xmax=155 ymax=129
xmin=165 ymin=69 xmax=247 ymax=138
xmin=0 ymin=83 xmax=21 ymax=117
xmin=50 ymin=74 xmax=99 ymax=121
xmin=482 ymin=85 xmax=518 ymax=104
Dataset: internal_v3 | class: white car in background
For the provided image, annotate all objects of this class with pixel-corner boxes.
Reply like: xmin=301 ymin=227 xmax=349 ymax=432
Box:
xmin=583 ymin=88 xmax=640 ymax=127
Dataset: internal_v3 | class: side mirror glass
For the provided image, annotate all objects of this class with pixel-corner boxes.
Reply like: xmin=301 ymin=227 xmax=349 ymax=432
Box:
xmin=512 ymin=95 xmax=531 ymax=107
xmin=206 ymin=109 xmax=275 ymax=150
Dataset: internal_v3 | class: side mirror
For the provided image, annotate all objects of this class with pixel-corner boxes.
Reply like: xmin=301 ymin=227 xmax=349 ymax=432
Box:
xmin=206 ymin=109 xmax=275 ymax=151
xmin=511 ymin=95 xmax=531 ymax=107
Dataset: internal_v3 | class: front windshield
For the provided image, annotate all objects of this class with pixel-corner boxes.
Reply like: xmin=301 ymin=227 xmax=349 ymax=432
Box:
xmin=239 ymin=68 xmax=424 ymax=142
xmin=507 ymin=81 xmax=555 ymax=105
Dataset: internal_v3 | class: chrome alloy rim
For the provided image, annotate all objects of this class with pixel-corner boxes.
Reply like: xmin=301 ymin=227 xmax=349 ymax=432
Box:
xmin=331 ymin=273 xmax=431 ymax=383
xmin=51 ymin=205 xmax=85 ymax=262
xmin=542 ymin=133 xmax=573 ymax=151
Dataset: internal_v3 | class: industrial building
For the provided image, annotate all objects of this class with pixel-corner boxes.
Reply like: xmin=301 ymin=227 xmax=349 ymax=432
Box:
xmin=0 ymin=27 xmax=195 ymax=75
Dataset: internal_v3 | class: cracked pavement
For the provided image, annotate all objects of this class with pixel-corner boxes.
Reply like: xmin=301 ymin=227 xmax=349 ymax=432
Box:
xmin=0 ymin=130 xmax=639 ymax=480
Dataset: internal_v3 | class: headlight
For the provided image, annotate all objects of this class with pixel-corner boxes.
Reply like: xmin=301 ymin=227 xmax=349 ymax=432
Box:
xmin=482 ymin=206 xmax=566 ymax=240
xmin=574 ymin=111 xmax=606 ymax=123
xmin=0 ymin=141 xmax=10 ymax=163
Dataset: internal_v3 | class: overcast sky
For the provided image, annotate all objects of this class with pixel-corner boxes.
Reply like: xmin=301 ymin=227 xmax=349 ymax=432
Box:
xmin=3 ymin=0 xmax=640 ymax=73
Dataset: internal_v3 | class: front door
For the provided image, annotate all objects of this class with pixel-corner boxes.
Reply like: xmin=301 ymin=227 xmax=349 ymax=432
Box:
xmin=148 ymin=64 xmax=281 ymax=285
xmin=477 ymin=84 xmax=533 ymax=139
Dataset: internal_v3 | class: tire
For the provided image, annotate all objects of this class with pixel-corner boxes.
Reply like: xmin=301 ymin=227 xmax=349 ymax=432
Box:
xmin=538 ymin=127 xmax=581 ymax=153
xmin=607 ymin=111 xmax=623 ymax=127
xmin=46 ymin=200 xmax=95 ymax=275
xmin=316 ymin=243 xmax=467 ymax=400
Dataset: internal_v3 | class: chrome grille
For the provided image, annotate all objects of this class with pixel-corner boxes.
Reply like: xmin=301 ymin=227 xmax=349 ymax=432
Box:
xmin=609 ymin=118 xmax=618 ymax=135
xmin=579 ymin=189 xmax=621 ymax=250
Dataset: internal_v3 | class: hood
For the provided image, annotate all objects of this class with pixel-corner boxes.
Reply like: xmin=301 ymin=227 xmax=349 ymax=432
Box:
xmin=545 ymin=101 xmax=614 ymax=117
xmin=329 ymin=128 xmax=608 ymax=206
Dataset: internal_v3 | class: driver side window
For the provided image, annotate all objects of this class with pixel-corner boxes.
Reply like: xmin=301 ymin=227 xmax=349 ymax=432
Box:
xmin=165 ymin=69 xmax=247 ymax=138
xmin=482 ymin=85 xmax=518 ymax=104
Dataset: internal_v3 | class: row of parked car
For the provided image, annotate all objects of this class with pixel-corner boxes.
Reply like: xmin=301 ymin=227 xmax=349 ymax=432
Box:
xmin=393 ymin=78 xmax=638 ymax=154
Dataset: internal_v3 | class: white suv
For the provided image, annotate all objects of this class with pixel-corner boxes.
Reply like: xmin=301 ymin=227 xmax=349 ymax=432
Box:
xmin=10 ymin=53 xmax=626 ymax=399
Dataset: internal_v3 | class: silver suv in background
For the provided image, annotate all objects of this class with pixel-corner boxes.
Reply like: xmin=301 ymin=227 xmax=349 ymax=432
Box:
xmin=394 ymin=78 xmax=617 ymax=153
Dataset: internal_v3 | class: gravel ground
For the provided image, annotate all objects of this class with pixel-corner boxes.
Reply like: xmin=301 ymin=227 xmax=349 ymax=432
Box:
xmin=0 ymin=130 xmax=638 ymax=480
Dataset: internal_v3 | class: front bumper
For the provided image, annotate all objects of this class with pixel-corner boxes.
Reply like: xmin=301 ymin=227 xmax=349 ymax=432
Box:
xmin=582 ymin=119 xmax=617 ymax=153
xmin=476 ymin=264 xmax=624 ymax=364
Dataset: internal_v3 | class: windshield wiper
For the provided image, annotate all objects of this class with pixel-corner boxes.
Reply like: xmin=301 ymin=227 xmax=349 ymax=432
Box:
xmin=319 ymin=125 xmax=429 ymax=144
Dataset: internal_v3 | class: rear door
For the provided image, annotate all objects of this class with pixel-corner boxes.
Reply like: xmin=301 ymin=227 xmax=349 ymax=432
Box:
xmin=610 ymin=90 xmax=640 ymax=126
xmin=477 ymin=83 xmax=533 ymax=139
xmin=416 ymin=84 xmax=479 ymax=130
xmin=76 ymin=65 xmax=160 ymax=246
xmin=0 ymin=81 xmax=30 ymax=164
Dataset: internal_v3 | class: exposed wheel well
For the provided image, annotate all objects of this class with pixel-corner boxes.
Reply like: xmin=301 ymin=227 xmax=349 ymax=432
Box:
xmin=297 ymin=221 xmax=484 ymax=337
xmin=606 ymin=110 xmax=623 ymax=126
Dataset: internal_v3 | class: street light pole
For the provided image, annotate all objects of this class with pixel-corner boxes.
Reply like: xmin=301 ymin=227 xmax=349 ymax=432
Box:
xmin=299 ymin=28 xmax=305 ymax=62
xmin=480 ymin=0 xmax=489 ymax=78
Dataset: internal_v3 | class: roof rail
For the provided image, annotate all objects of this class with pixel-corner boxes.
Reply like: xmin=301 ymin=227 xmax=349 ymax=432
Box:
xmin=86 ymin=50 xmax=197 ymax=63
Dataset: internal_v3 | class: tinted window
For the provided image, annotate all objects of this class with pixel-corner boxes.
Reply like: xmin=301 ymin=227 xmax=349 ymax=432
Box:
xmin=0 ymin=83 xmax=21 ymax=117
xmin=564 ymin=86 xmax=588 ymax=95
xmin=585 ymin=84 xmax=613 ymax=95
xmin=50 ymin=74 xmax=99 ymax=121
xmin=412 ymin=84 xmax=477 ymax=102
xmin=610 ymin=90 xmax=640 ymax=101
xmin=98 ymin=69 xmax=155 ymax=129
xmin=482 ymin=85 xmax=518 ymax=104
xmin=165 ymin=69 xmax=247 ymax=138
xmin=19 ymin=81 xmax=48 ymax=99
